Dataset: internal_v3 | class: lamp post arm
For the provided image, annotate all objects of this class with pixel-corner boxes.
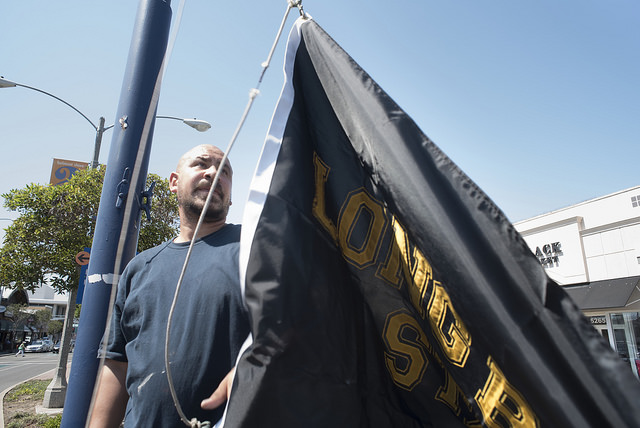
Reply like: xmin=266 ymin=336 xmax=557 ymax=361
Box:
xmin=1 ymin=79 xmax=210 ymax=169
xmin=155 ymin=115 xmax=181 ymax=122
xmin=156 ymin=115 xmax=212 ymax=132
xmin=12 ymin=82 xmax=98 ymax=132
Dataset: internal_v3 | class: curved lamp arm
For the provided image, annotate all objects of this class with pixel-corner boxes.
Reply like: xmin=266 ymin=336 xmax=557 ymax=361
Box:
xmin=1 ymin=77 xmax=213 ymax=134
xmin=0 ymin=77 xmax=98 ymax=131
xmin=156 ymin=115 xmax=212 ymax=132
xmin=1 ymin=77 xmax=212 ymax=168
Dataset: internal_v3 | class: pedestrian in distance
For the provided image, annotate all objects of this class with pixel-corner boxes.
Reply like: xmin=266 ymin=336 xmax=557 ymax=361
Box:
xmin=90 ymin=145 xmax=250 ymax=428
xmin=15 ymin=341 xmax=25 ymax=357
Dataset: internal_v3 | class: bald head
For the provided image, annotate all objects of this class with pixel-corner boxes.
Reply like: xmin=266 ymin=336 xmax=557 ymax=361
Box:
xmin=176 ymin=144 xmax=232 ymax=175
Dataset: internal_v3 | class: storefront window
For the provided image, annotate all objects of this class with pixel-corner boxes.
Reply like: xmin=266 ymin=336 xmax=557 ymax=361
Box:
xmin=610 ymin=312 xmax=640 ymax=379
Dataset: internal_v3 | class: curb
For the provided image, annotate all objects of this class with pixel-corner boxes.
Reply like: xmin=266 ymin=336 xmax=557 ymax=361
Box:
xmin=0 ymin=367 xmax=60 ymax=428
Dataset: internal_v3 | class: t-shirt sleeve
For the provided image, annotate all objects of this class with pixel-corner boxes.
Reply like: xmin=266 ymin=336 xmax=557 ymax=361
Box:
xmin=99 ymin=266 xmax=131 ymax=362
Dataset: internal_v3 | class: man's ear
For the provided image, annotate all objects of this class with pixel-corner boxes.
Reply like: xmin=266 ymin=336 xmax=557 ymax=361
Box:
xmin=169 ymin=172 xmax=179 ymax=194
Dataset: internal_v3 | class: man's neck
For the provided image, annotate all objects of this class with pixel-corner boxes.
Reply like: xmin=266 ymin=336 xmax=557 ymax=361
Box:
xmin=174 ymin=219 xmax=227 ymax=243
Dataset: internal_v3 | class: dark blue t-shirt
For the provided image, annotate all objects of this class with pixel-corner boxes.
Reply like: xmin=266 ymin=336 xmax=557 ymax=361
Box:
xmin=105 ymin=224 xmax=250 ymax=427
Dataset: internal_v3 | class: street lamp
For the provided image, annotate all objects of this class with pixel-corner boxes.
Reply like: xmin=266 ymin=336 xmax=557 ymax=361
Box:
xmin=0 ymin=77 xmax=212 ymax=168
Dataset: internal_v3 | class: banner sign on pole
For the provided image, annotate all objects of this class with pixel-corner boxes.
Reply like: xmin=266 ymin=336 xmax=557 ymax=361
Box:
xmin=50 ymin=158 xmax=89 ymax=186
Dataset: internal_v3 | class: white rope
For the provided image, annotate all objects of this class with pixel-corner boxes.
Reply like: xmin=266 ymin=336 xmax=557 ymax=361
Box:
xmin=163 ymin=0 xmax=187 ymax=78
xmin=258 ymin=0 xmax=305 ymax=85
xmin=164 ymin=1 xmax=306 ymax=427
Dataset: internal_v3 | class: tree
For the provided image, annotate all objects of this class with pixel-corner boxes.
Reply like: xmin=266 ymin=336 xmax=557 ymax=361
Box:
xmin=7 ymin=303 xmax=31 ymax=340
xmin=0 ymin=167 xmax=179 ymax=294
xmin=34 ymin=308 xmax=53 ymax=336
xmin=48 ymin=319 xmax=64 ymax=337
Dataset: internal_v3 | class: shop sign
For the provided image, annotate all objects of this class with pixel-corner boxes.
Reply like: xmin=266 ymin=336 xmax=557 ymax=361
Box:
xmin=535 ymin=242 xmax=562 ymax=268
xmin=590 ymin=315 xmax=607 ymax=325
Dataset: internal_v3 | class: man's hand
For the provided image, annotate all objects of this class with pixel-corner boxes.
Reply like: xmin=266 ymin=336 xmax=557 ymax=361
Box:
xmin=201 ymin=368 xmax=235 ymax=410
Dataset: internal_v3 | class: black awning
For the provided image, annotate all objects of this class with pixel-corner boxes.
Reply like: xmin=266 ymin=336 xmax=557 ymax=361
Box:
xmin=563 ymin=276 xmax=640 ymax=310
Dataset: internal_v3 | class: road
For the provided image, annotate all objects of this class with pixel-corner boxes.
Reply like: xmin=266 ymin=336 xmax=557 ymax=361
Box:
xmin=0 ymin=351 xmax=60 ymax=393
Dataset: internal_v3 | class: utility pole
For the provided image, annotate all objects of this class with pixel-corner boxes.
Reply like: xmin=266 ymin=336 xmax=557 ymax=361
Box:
xmin=90 ymin=117 xmax=107 ymax=169
xmin=60 ymin=0 xmax=173 ymax=425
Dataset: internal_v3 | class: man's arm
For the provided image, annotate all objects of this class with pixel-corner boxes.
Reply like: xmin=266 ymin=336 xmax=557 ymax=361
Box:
xmin=89 ymin=359 xmax=129 ymax=428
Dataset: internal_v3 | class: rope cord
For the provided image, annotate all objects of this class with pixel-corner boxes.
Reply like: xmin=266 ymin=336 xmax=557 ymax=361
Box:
xmin=258 ymin=0 xmax=307 ymax=85
xmin=164 ymin=2 xmax=307 ymax=427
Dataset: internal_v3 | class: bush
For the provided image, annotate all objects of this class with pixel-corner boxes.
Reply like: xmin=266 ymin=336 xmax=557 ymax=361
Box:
xmin=43 ymin=414 xmax=62 ymax=428
xmin=4 ymin=379 xmax=62 ymax=427
xmin=6 ymin=411 xmax=51 ymax=428
xmin=4 ymin=379 xmax=49 ymax=401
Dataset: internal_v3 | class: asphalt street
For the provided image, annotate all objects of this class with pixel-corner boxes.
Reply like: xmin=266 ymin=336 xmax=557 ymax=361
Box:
xmin=0 ymin=351 xmax=60 ymax=394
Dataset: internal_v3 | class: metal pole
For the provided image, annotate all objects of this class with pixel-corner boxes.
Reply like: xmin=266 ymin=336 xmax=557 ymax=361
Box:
xmin=61 ymin=0 xmax=172 ymax=425
xmin=42 ymin=285 xmax=78 ymax=407
xmin=90 ymin=117 xmax=106 ymax=169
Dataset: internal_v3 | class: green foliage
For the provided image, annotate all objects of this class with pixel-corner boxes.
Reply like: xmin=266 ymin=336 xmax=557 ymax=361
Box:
xmin=5 ymin=381 xmax=61 ymax=428
xmin=5 ymin=379 xmax=49 ymax=402
xmin=74 ymin=304 xmax=81 ymax=319
xmin=0 ymin=167 xmax=179 ymax=294
xmin=7 ymin=303 xmax=31 ymax=334
xmin=47 ymin=319 xmax=64 ymax=335
xmin=34 ymin=309 xmax=52 ymax=332
xmin=43 ymin=414 xmax=62 ymax=428
xmin=138 ymin=173 xmax=180 ymax=252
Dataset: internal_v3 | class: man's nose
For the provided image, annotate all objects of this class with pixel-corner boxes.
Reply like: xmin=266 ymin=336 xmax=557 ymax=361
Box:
xmin=203 ymin=165 xmax=217 ymax=178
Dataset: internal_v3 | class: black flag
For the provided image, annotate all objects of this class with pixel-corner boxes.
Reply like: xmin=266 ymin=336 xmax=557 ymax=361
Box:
xmin=225 ymin=17 xmax=640 ymax=427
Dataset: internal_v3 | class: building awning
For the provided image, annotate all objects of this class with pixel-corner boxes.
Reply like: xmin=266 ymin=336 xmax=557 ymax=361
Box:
xmin=563 ymin=276 xmax=640 ymax=310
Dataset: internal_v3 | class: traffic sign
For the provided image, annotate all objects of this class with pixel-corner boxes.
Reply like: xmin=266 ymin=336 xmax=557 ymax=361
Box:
xmin=75 ymin=251 xmax=90 ymax=265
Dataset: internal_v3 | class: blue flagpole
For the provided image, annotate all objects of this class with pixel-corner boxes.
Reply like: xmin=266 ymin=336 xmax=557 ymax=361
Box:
xmin=61 ymin=0 xmax=172 ymax=425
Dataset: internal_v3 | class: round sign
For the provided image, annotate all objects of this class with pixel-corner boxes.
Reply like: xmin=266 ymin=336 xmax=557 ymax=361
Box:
xmin=75 ymin=251 xmax=90 ymax=265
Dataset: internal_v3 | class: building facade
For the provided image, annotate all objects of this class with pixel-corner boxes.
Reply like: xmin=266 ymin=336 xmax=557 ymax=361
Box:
xmin=0 ymin=284 xmax=70 ymax=351
xmin=26 ymin=284 xmax=70 ymax=321
xmin=514 ymin=185 xmax=640 ymax=378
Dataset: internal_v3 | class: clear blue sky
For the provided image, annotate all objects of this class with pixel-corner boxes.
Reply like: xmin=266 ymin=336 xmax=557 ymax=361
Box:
xmin=1 ymin=1 xmax=638 ymax=242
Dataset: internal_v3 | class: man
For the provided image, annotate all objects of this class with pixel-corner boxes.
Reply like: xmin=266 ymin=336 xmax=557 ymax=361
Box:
xmin=90 ymin=145 xmax=250 ymax=427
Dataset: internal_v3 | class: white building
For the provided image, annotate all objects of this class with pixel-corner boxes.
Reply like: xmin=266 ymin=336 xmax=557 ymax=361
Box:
xmin=1 ymin=284 xmax=70 ymax=320
xmin=1 ymin=284 xmax=70 ymax=349
xmin=514 ymin=185 xmax=640 ymax=376
xmin=26 ymin=284 xmax=71 ymax=320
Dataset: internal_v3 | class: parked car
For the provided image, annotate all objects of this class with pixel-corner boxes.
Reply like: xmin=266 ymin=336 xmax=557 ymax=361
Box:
xmin=25 ymin=340 xmax=48 ymax=353
xmin=52 ymin=340 xmax=75 ymax=353
xmin=42 ymin=339 xmax=54 ymax=352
